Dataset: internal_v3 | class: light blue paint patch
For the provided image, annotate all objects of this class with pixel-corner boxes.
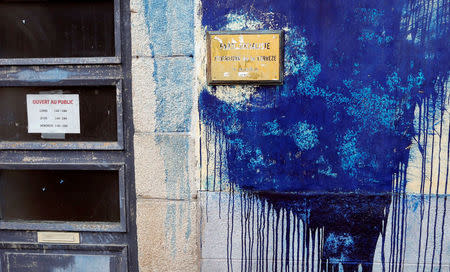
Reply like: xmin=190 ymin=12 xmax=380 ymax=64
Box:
xmin=338 ymin=130 xmax=367 ymax=177
xmin=293 ymin=61 xmax=322 ymax=97
xmin=165 ymin=203 xmax=178 ymax=257
xmin=318 ymin=166 xmax=338 ymax=178
xmin=15 ymin=69 xmax=70 ymax=82
xmin=414 ymin=71 xmax=425 ymax=86
xmin=358 ymin=30 xmax=393 ymax=45
xmin=356 ymin=8 xmax=384 ymax=26
xmin=284 ymin=29 xmax=323 ymax=101
xmin=409 ymin=195 xmax=421 ymax=212
xmin=386 ymin=72 xmax=401 ymax=92
xmin=326 ymin=232 xmax=355 ymax=250
xmin=358 ymin=30 xmax=375 ymax=41
xmin=248 ymin=148 xmax=274 ymax=169
xmin=326 ymin=233 xmax=356 ymax=265
xmin=262 ymin=120 xmax=282 ymax=136
xmin=185 ymin=202 xmax=192 ymax=240
xmin=346 ymin=86 xmax=399 ymax=132
xmin=355 ymin=8 xmax=395 ymax=46
xmin=229 ymin=138 xmax=252 ymax=160
xmin=287 ymin=121 xmax=319 ymax=151
xmin=223 ymin=12 xmax=262 ymax=30
xmin=178 ymin=202 xmax=184 ymax=228
xmin=343 ymin=79 xmax=353 ymax=88
xmin=284 ymin=32 xmax=309 ymax=76
xmin=149 ymin=0 xmax=169 ymax=55
xmin=142 ymin=0 xmax=194 ymax=56
xmin=156 ymin=135 xmax=190 ymax=199
xmin=153 ymin=58 xmax=193 ymax=132
xmin=155 ymin=134 xmax=193 ymax=254
xmin=224 ymin=118 xmax=241 ymax=134
xmin=142 ymin=0 xmax=156 ymax=55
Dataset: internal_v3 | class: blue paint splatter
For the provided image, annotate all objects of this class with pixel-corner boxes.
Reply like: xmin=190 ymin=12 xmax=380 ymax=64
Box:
xmin=200 ymin=0 xmax=449 ymax=269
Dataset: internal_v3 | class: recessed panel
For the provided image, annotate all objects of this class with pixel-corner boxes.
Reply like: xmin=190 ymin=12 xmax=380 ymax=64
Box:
xmin=6 ymin=253 xmax=119 ymax=272
xmin=0 ymin=169 xmax=120 ymax=222
xmin=0 ymin=86 xmax=118 ymax=142
xmin=0 ymin=0 xmax=115 ymax=59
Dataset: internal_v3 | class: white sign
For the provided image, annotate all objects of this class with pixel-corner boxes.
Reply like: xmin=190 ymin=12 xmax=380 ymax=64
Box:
xmin=26 ymin=94 xmax=80 ymax=134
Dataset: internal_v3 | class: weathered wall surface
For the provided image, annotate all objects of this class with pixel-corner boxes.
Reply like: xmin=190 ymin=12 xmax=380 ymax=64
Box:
xmin=197 ymin=0 xmax=450 ymax=271
xmin=131 ymin=0 xmax=199 ymax=271
xmin=131 ymin=0 xmax=449 ymax=271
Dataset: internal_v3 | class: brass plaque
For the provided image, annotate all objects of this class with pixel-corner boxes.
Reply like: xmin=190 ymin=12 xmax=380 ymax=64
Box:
xmin=207 ymin=31 xmax=284 ymax=85
xmin=37 ymin=231 xmax=80 ymax=244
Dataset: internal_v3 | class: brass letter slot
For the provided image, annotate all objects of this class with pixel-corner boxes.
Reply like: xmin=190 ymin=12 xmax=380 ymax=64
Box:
xmin=37 ymin=232 xmax=80 ymax=244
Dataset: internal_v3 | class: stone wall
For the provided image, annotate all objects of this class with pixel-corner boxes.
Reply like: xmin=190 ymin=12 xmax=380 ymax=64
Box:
xmin=131 ymin=0 xmax=199 ymax=271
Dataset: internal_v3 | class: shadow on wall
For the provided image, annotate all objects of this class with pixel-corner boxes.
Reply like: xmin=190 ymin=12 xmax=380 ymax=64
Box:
xmin=199 ymin=0 xmax=449 ymax=271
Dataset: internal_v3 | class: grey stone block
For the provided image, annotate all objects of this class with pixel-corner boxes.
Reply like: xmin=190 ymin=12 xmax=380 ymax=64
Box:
xmin=132 ymin=57 xmax=156 ymax=133
xmin=132 ymin=56 xmax=194 ymax=133
xmin=137 ymin=199 xmax=200 ymax=272
xmin=135 ymin=133 xmax=197 ymax=200
xmin=153 ymin=57 xmax=194 ymax=132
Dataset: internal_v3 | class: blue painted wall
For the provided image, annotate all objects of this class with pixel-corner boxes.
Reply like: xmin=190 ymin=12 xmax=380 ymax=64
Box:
xmin=199 ymin=0 xmax=449 ymax=270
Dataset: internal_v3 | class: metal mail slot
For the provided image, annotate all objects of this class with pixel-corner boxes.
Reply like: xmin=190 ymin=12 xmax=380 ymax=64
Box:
xmin=37 ymin=232 xmax=80 ymax=244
